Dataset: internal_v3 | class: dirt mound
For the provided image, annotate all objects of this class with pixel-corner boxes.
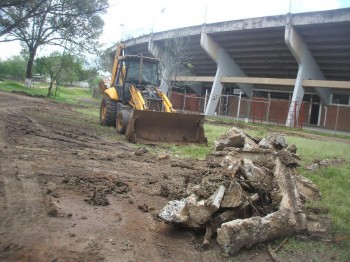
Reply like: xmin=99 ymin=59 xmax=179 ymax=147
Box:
xmin=84 ymin=188 xmax=110 ymax=206
xmin=306 ymin=157 xmax=346 ymax=171
xmin=159 ymin=127 xmax=328 ymax=255
xmin=60 ymin=173 xmax=130 ymax=195
xmin=11 ymin=90 xmax=45 ymax=98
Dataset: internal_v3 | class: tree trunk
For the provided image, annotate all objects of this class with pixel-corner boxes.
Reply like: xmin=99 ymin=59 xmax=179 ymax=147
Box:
xmin=25 ymin=48 xmax=37 ymax=88
xmin=47 ymin=80 xmax=54 ymax=97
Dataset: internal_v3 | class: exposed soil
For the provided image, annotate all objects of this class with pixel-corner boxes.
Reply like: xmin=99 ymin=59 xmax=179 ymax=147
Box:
xmin=0 ymin=91 xmax=339 ymax=261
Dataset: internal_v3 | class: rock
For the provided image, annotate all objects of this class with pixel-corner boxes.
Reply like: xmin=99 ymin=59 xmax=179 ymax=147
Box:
xmin=134 ymin=147 xmax=148 ymax=156
xmin=214 ymin=127 xmax=258 ymax=151
xmin=47 ymin=199 xmax=62 ymax=217
xmin=157 ymin=153 xmax=170 ymax=160
xmin=215 ymin=133 xmax=245 ymax=151
xmin=159 ymin=185 xmax=226 ymax=227
xmin=265 ymin=133 xmax=288 ymax=150
xmin=217 ymin=209 xmax=295 ymax=255
xmin=138 ymin=203 xmax=149 ymax=212
xmin=84 ymin=189 xmax=109 ymax=206
xmin=241 ymin=159 xmax=266 ymax=182
xmin=276 ymin=149 xmax=299 ymax=167
xmin=306 ymin=158 xmax=346 ymax=171
xmin=306 ymin=214 xmax=332 ymax=241
xmin=287 ymin=144 xmax=297 ymax=154
xmin=295 ymin=175 xmax=321 ymax=201
xmin=220 ymin=155 xmax=241 ymax=173
xmin=157 ymin=127 xmax=320 ymax=255
xmin=221 ymin=181 xmax=245 ymax=208
xmin=158 ymin=199 xmax=188 ymax=224
xmin=258 ymin=138 xmax=273 ymax=149
xmin=187 ymin=185 xmax=226 ymax=225
xmin=160 ymin=183 xmax=170 ymax=197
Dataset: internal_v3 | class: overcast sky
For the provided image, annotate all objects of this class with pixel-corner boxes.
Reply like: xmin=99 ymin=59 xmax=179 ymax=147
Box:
xmin=1 ymin=0 xmax=350 ymax=59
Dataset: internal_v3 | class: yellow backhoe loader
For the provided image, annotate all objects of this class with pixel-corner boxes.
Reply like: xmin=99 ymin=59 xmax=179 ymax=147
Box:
xmin=99 ymin=44 xmax=207 ymax=144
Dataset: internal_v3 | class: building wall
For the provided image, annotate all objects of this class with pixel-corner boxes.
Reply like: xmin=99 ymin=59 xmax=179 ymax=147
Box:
xmin=170 ymin=91 xmax=202 ymax=113
xmin=322 ymin=105 xmax=350 ymax=131
xmin=170 ymin=92 xmax=350 ymax=132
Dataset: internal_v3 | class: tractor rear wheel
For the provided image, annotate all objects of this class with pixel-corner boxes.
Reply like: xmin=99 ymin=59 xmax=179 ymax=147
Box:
xmin=100 ymin=94 xmax=118 ymax=126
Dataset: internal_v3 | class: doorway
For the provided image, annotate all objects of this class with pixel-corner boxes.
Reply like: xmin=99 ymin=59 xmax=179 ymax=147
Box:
xmin=310 ymin=104 xmax=320 ymax=125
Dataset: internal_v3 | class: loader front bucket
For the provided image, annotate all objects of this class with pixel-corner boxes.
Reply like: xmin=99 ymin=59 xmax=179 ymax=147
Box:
xmin=125 ymin=110 xmax=207 ymax=144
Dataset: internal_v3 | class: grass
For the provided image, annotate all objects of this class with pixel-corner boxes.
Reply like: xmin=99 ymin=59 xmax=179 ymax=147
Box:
xmin=0 ymin=80 xmax=94 ymax=105
xmin=206 ymin=115 xmax=350 ymax=140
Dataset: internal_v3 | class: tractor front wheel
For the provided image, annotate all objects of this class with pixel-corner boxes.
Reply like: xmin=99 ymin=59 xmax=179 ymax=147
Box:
xmin=100 ymin=94 xmax=118 ymax=126
xmin=116 ymin=110 xmax=130 ymax=134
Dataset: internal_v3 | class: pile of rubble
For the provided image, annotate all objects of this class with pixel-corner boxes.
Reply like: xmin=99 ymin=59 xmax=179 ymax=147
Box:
xmin=159 ymin=127 xmax=330 ymax=255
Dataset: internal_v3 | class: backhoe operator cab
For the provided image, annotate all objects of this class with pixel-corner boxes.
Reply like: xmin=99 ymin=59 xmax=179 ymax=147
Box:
xmin=114 ymin=56 xmax=164 ymax=111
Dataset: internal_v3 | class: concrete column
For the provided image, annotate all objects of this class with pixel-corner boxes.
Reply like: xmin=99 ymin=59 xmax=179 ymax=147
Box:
xmin=285 ymin=23 xmax=331 ymax=126
xmin=148 ymin=38 xmax=171 ymax=94
xmin=200 ymin=31 xmax=253 ymax=116
xmin=148 ymin=37 xmax=202 ymax=95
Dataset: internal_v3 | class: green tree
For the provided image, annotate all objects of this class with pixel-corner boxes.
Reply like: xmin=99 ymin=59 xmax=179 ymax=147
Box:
xmin=2 ymin=0 xmax=108 ymax=87
xmin=0 ymin=0 xmax=47 ymax=37
xmin=0 ymin=55 xmax=26 ymax=80
xmin=36 ymin=52 xmax=80 ymax=96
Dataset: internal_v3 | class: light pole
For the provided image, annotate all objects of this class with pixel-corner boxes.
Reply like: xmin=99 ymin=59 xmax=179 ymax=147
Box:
xmin=120 ymin=24 xmax=124 ymax=42
xmin=152 ymin=8 xmax=166 ymax=33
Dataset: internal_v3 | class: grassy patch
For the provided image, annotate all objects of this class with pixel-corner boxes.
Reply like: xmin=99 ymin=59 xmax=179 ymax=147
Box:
xmin=0 ymin=80 xmax=93 ymax=105
xmin=287 ymin=136 xmax=350 ymax=164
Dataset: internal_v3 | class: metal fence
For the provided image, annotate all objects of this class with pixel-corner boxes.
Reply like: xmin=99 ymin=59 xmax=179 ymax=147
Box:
xmin=169 ymin=91 xmax=305 ymax=129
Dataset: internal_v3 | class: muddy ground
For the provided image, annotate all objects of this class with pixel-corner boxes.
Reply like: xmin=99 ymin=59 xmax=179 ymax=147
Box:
xmin=0 ymin=91 xmax=340 ymax=261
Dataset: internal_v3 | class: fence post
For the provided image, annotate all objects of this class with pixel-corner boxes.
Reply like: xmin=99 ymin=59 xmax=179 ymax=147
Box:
xmin=225 ymin=94 xmax=229 ymax=116
xmin=266 ymin=93 xmax=271 ymax=123
xmin=183 ymin=92 xmax=186 ymax=111
xmin=203 ymin=89 xmax=208 ymax=114
xmin=237 ymin=91 xmax=242 ymax=120
xmin=335 ymin=99 xmax=340 ymax=134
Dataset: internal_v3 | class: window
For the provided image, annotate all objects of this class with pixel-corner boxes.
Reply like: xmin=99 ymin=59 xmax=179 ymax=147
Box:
xmin=331 ymin=94 xmax=349 ymax=105
xmin=126 ymin=60 xmax=158 ymax=86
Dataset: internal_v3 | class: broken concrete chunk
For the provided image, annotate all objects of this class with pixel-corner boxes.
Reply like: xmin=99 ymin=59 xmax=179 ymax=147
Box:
xmin=306 ymin=214 xmax=332 ymax=241
xmin=187 ymin=186 xmax=225 ymax=225
xmin=258 ymin=137 xmax=273 ymax=149
xmin=265 ymin=133 xmax=288 ymax=150
xmin=220 ymin=155 xmax=241 ymax=173
xmin=159 ymin=186 xmax=226 ymax=227
xmin=158 ymin=199 xmax=188 ymax=224
xmin=158 ymin=127 xmax=321 ymax=255
xmin=215 ymin=127 xmax=258 ymax=151
xmin=157 ymin=153 xmax=170 ymax=160
xmin=214 ymin=133 xmax=245 ymax=151
xmin=287 ymin=144 xmax=297 ymax=153
xmin=295 ymin=175 xmax=321 ymax=201
xmin=241 ymin=159 xmax=266 ymax=182
xmin=221 ymin=181 xmax=245 ymax=208
xmin=217 ymin=210 xmax=295 ymax=255
xmin=306 ymin=158 xmax=346 ymax=171
xmin=276 ymin=149 xmax=300 ymax=167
